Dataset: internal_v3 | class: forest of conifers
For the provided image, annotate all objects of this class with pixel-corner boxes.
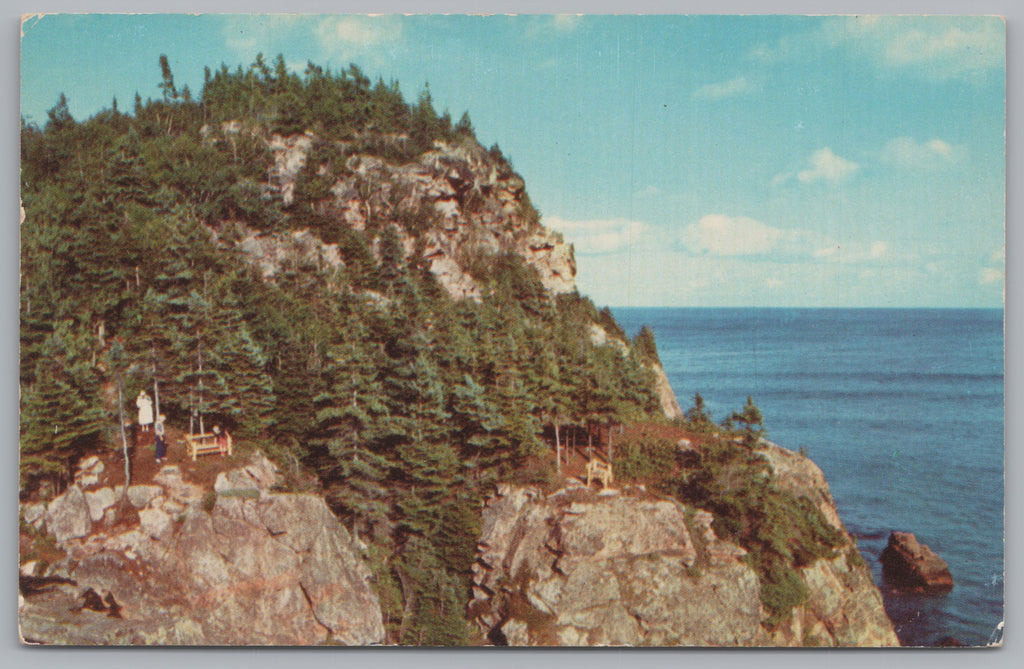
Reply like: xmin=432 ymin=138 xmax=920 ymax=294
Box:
xmin=19 ymin=56 xmax=668 ymax=643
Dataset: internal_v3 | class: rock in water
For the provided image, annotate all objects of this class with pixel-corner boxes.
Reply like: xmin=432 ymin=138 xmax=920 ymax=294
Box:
xmin=880 ymin=531 xmax=954 ymax=592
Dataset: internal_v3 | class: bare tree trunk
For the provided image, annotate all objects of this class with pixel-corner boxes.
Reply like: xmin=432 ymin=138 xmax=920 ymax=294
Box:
xmin=117 ymin=382 xmax=131 ymax=499
xmin=152 ymin=351 xmax=161 ymax=425
xmin=554 ymin=423 xmax=562 ymax=475
xmin=608 ymin=422 xmax=614 ymax=463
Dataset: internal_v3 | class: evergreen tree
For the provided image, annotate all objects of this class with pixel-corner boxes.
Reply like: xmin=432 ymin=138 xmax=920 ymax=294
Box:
xmin=728 ymin=395 xmax=766 ymax=447
xmin=686 ymin=391 xmax=715 ymax=432
xmin=19 ymin=322 xmax=105 ymax=486
xmin=158 ymin=54 xmax=177 ymax=102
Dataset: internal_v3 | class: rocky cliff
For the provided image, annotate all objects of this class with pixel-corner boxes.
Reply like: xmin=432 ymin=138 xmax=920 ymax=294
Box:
xmin=223 ymin=124 xmax=684 ymax=418
xmin=220 ymin=126 xmax=576 ymax=300
xmin=19 ymin=453 xmax=384 ymax=645
xmin=469 ymin=445 xmax=898 ymax=647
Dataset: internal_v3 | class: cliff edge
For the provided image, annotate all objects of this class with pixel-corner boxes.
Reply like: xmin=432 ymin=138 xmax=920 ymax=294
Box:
xmin=469 ymin=445 xmax=898 ymax=647
xmin=19 ymin=453 xmax=384 ymax=645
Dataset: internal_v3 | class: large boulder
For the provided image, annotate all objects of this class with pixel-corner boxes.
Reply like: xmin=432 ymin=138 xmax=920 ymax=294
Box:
xmin=19 ymin=453 xmax=384 ymax=646
xmin=880 ymin=531 xmax=953 ymax=592
xmin=84 ymin=487 xmax=120 ymax=522
xmin=45 ymin=486 xmax=93 ymax=544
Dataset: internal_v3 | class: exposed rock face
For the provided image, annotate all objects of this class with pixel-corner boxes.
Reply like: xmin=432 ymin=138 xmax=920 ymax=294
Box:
xmin=19 ymin=453 xmax=384 ymax=646
xmin=879 ymin=531 xmax=954 ymax=592
xmin=762 ymin=444 xmax=899 ymax=647
xmin=252 ymin=131 xmax=576 ymax=301
xmin=472 ymin=456 xmax=899 ymax=647
xmin=471 ymin=485 xmax=769 ymax=646
xmin=650 ymin=362 xmax=684 ymax=420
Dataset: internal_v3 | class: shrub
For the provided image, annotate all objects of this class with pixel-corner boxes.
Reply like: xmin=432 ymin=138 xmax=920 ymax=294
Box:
xmin=669 ymin=435 xmax=845 ymax=629
xmin=615 ymin=437 xmax=676 ymax=483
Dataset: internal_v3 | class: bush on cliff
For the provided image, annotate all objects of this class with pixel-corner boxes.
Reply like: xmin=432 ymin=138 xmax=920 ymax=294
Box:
xmin=614 ymin=436 xmax=676 ymax=483
xmin=670 ymin=436 xmax=845 ymax=629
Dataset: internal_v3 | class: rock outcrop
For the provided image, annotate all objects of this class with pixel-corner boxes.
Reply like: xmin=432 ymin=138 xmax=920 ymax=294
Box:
xmin=471 ymin=447 xmax=899 ymax=647
xmin=471 ymin=485 xmax=767 ymax=646
xmin=650 ymin=363 xmax=684 ymax=420
xmin=252 ymin=131 xmax=577 ymax=301
xmin=19 ymin=453 xmax=384 ymax=646
xmin=879 ymin=531 xmax=954 ymax=592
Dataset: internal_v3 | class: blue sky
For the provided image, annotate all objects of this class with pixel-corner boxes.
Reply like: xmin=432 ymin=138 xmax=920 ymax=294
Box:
xmin=20 ymin=13 xmax=1005 ymax=308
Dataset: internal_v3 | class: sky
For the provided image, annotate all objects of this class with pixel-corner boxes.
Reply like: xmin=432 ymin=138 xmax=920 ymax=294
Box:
xmin=20 ymin=13 xmax=1006 ymax=308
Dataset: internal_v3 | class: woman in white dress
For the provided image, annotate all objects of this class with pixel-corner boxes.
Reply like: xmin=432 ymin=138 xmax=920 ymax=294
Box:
xmin=136 ymin=391 xmax=154 ymax=432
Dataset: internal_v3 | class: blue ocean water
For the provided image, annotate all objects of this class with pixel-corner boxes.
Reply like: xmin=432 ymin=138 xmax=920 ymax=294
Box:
xmin=612 ymin=308 xmax=1004 ymax=647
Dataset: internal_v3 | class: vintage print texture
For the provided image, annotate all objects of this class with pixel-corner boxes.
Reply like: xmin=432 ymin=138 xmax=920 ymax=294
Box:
xmin=18 ymin=14 xmax=1004 ymax=647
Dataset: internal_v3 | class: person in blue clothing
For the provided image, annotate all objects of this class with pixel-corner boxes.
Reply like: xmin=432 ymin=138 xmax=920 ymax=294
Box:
xmin=154 ymin=414 xmax=168 ymax=463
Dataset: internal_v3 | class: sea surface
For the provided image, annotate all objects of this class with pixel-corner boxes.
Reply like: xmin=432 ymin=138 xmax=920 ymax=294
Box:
xmin=612 ymin=307 xmax=1004 ymax=647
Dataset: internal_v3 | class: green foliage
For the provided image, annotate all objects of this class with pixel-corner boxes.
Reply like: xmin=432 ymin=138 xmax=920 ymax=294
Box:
xmin=20 ymin=54 xmax=672 ymax=645
xmin=614 ymin=436 xmax=676 ymax=483
xmin=684 ymin=392 xmax=715 ymax=433
xmin=727 ymin=396 xmax=766 ymax=447
xmin=633 ymin=325 xmax=661 ymax=365
xmin=670 ymin=435 xmax=845 ymax=630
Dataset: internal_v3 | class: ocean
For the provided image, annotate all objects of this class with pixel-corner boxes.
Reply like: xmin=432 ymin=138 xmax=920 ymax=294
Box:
xmin=612 ymin=307 xmax=1004 ymax=647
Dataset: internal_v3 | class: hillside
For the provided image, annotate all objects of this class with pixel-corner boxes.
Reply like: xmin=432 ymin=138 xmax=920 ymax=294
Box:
xmin=20 ymin=55 xmax=895 ymax=646
xmin=20 ymin=56 xmax=677 ymax=644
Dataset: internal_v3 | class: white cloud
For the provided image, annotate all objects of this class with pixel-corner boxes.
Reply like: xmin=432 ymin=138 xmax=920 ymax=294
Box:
xmin=980 ymin=267 xmax=1004 ymax=285
xmin=545 ymin=216 xmax=649 ymax=255
xmin=881 ymin=137 xmax=963 ymax=168
xmin=765 ymin=277 xmax=784 ymax=289
xmin=679 ymin=214 xmax=784 ymax=256
xmin=979 ymin=246 xmax=1005 ymax=286
xmin=821 ymin=16 xmax=1004 ymax=80
xmin=693 ymin=76 xmax=755 ymax=101
xmin=315 ymin=15 xmax=403 ymax=49
xmin=796 ymin=148 xmax=860 ymax=184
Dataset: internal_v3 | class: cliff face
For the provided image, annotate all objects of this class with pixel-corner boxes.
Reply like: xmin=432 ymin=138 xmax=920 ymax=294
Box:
xmin=19 ymin=453 xmax=384 ymax=646
xmin=243 ymin=129 xmax=577 ymax=300
xmin=469 ymin=446 xmax=899 ymax=647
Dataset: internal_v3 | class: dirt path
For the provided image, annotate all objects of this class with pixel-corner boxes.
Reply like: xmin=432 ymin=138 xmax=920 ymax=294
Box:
xmin=102 ymin=424 xmax=241 ymax=491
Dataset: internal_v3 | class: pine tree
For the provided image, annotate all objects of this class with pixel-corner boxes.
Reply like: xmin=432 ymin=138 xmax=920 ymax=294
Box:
xmin=19 ymin=322 xmax=106 ymax=486
xmin=729 ymin=396 xmax=766 ymax=447
xmin=686 ymin=391 xmax=715 ymax=431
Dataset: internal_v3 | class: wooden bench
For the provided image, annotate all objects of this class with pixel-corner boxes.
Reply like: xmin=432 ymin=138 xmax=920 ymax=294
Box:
xmin=585 ymin=458 xmax=613 ymax=489
xmin=185 ymin=432 xmax=232 ymax=461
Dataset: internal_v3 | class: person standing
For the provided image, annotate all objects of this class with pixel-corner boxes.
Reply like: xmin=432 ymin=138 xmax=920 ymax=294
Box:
xmin=154 ymin=414 xmax=168 ymax=463
xmin=136 ymin=390 xmax=154 ymax=433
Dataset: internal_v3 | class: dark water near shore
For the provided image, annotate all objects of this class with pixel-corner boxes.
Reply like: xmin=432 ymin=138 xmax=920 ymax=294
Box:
xmin=612 ymin=307 xmax=1004 ymax=647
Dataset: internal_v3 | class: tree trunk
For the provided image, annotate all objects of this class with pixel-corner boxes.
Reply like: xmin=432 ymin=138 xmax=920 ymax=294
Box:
xmin=117 ymin=382 xmax=131 ymax=499
xmin=608 ymin=422 xmax=614 ymax=463
xmin=554 ymin=423 xmax=562 ymax=474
